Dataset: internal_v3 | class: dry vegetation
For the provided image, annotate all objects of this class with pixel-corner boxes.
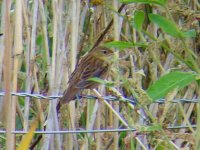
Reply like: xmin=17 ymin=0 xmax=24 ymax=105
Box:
xmin=0 ymin=0 xmax=200 ymax=149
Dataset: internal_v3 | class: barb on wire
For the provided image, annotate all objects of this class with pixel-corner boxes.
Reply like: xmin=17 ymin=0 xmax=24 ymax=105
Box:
xmin=0 ymin=92 xmax=198 ymax=104
xmin=0 ymin=91 xmax=137 ymax=104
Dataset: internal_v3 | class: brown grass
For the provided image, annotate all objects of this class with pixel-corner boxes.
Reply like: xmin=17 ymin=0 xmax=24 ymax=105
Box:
xmin=0 ymin=0 xmax=199 ymax=149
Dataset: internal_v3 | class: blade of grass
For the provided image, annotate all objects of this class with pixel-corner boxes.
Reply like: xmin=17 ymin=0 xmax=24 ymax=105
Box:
xmin=17 ymin=117 xmax=39 ymax=150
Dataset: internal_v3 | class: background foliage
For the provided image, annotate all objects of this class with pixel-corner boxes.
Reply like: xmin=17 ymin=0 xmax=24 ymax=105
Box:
xmin=0 ymin=0 xmax=199 ymax=149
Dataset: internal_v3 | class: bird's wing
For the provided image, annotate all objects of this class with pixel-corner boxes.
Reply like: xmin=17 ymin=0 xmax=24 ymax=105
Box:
xmin=67 ymin=53 xmax=91 ymax=82
xmin=76 ymin=64 xmax=109 ymax=89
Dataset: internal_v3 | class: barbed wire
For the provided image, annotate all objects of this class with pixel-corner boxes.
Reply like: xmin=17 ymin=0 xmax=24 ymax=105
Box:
xmin=0 ymin=92 xmax=197 ymax=135
xmin=0 ymin=124 xmax=196 ymax=134
xmin=0 ymin=92 xmax=198 ymax=104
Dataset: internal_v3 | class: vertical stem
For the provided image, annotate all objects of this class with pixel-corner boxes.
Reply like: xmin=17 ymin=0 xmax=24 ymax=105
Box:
xmin=68 ymin=0 xmax=80 ymax=149
xmin=38 ymin=0 xmax=50 ymax=77
xmin=113 ymin=0 xmax=120 ymax=149
xmin=3 ymin=0 xmax=14 ymax=149
xmin=44 ymin=0 xmax=61 ymax=149
xmin=96 ymin=101 xmax=102 ymax=150
xmin=0 ymin=1 xmax=5 ymax=119
xmin=13 ymin=0 xmax=23 ymax=139
xmin=22 ymin=0 xmax=31 ymax=131
xmin=0 ymin=1 xmax=5 ymax=85
xmin=30 ymin=0 xmax=42 ymax=128
xmin=30 ymin=0 xmax=44 ymax=124
xmin=196 ymin=84 xmax=200 ymax=149
xmin=70 ymin=0 xmax=78 ymax=71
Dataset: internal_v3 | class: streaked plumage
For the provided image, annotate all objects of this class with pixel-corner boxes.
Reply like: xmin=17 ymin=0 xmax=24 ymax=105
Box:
xmin=57 ymin=46 xmax=114 ymax=110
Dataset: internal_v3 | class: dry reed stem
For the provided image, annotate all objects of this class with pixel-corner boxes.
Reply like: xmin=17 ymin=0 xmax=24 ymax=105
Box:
xmin=13 ymin=0 xmax=23 ymax=140
xmin=0 ymin=3 xmax=5 ymax=86
xmin=3 ymin=0 xmax=14 ymax=149
xmin=0 ymin=1 xmax=5 ymax=121
xmin=0 ymin=0 xmax=199 ymax=149
xmin=67 ymin=0 xmax=81 ymax=149
xmin=113 ymin=0 xmax=120 ymax=149
xmin=43 ymin=0 xmax=61 ymax=149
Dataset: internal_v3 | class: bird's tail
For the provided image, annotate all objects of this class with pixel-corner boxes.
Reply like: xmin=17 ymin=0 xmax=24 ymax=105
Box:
xmin=56 ymin=86 xmax=79 ymax=112
xmin=61 ymin=87 xmax=78 ymax=103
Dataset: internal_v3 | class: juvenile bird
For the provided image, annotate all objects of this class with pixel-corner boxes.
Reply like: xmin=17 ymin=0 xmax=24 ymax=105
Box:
xmin=57 ymin=46 xmax=114 ymax=110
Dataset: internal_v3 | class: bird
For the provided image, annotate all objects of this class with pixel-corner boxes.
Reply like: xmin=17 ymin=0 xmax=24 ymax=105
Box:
xmin=57 ymin=46 xmax=114 ymax=110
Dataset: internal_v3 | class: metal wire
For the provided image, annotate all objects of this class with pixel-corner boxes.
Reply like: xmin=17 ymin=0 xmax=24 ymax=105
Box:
xmin=0 ymin=92 xmax=198 ymax=104
xmin=0 ymin=92 xmax=197 ymax=135
xmin=0 ymin=124 xmax=196 ymax=134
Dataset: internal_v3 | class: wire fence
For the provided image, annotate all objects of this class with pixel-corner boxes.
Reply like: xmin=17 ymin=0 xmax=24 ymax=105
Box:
xmin=0 ymin=92 xmax=198 ymax=134
xmin=0 ymin=92 xmax=198 ymax=103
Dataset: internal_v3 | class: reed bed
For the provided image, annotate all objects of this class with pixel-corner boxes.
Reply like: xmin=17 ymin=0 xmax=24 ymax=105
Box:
xmin=0 ymin=0 xmax=199 ymax=149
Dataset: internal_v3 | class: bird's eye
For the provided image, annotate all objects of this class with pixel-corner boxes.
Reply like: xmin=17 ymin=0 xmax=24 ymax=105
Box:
xmin=102 ymin=50 xmax=107 ymax=54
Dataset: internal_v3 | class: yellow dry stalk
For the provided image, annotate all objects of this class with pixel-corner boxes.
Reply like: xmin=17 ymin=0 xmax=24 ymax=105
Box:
xmin=17 ymin=118 xmax=38 ymax=150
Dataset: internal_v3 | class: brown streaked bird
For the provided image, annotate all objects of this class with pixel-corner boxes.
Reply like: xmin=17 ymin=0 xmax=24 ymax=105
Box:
xmin=57 ymin=46 xmax=114 ymax=110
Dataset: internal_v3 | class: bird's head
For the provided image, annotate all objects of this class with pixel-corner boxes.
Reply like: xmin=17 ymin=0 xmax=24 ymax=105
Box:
xmin=91 ymin=46 xmax=115 ymax=61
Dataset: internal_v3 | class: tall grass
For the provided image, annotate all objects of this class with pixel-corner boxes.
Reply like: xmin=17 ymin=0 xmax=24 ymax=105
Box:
xmin=0 ymin=0 xmax=199 ymax=149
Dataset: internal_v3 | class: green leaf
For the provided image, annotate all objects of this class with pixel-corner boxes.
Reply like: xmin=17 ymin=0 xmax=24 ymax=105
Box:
xmin=147 ymin=71 xmax=197 ymax=100
xmin=139 ymin=124 xmax=162 ymax=132
xmin=156 ymin=143 xmax=167 ymax=150
xmin=87 ymin=77 xmax=106 ymax=84
xmin=104 ymin=41 xmax=147 ymax=50
xmin=120 ymin=0 xmax=166 ymax=6
xmin=133 ymin=11 xmax=145 ymax=31
xmin=183 ymin=29 xmax=196 ymax=38
xmin=87 ymin=77 xmax=114 ymax=87
xmin=148 ymin=14 xmax=183 ymax=38
xmin=36 ymin=34 xmax=43 ymax=46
